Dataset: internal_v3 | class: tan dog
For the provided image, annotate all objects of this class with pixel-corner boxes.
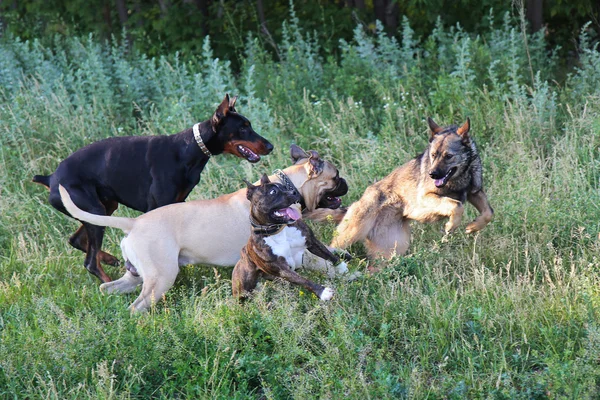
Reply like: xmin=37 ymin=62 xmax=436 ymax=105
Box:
xmin=327 ymin=117 xmax=493 ymax=259
xmin=58 ymin=145 xmax=348 ymax=312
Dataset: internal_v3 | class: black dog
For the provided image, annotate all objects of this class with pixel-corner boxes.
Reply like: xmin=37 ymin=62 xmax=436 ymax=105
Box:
xmin=232 ymin=174 xmax=343 ymax=301
xmin=33 ymin=94 xmax=273 ymax=282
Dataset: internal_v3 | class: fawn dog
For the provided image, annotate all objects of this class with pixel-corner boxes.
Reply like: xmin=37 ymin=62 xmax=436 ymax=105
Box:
xmin=322 ymin=117 xmax=493 ymax=259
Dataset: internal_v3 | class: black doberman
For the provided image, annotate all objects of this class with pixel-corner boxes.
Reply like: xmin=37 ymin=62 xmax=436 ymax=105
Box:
xmin=33 ymin=94 xmax=274 ymax=282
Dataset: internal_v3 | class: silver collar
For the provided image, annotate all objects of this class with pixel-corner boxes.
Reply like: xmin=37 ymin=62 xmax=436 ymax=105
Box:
xmin=193 ymin=123 xmax=212 ymax=157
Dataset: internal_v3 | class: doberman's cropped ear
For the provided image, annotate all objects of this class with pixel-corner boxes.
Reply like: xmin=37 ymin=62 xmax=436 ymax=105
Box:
xmin=290 ymin=144 xmax=310 ymax=164
xmin=260 ymin=173 xmax=271 ymax=186
xmin=457 ymin=117 xmax=471 ymax=144
xmin=212 ymin=94 xmax=232 ymax=128
xmin=229 ymin=95 xmax=238 ymax=112
xmin=427 ymin=117 xmax=444 ymax=141
xmin=243 ymin=179 xmax=257 ymax=201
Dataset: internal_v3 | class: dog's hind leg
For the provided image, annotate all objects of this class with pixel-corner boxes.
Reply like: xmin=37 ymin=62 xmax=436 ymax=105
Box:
xmin=128 ymin=251 xmax=179 ymax=313
xmin=81 ymin=222 xmax=113 ymax=283
xmin=365 ymin=217 xmax=411 ymax=259
xmin=331 ymin=191 xmax=381 ymax=249
xmin=465 ymin=190 xmax=494 ymax=234
xmin=232 ymin=253 xmax=261 ymax=299
xmin=100 ymin=271 xmax=142 ymax=294
xmin=50 ymin=185 xmax=112 ymax=282
xmin=68 ymin=224 xmax=120 ymax=267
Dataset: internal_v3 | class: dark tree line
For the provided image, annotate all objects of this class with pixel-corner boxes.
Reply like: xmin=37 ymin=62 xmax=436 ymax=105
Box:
xmin=0 ymin=0 xmax=598 ymax=63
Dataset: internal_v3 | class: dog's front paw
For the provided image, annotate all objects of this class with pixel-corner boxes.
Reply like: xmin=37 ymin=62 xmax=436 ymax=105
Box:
xmin=465 ymin=219 xmax=487 ymax=234
xmin=465 ymin=223 xmax=478 ymax=234
xmin=444 ymin=222 xmax=458 ymax=235
xmin=319 ymin=287 xmax=334 ymax=301
xmin=336 ymin=249 xmax=353 ymax=262
xmin=328 ymin=247 xmax=353 ymax=261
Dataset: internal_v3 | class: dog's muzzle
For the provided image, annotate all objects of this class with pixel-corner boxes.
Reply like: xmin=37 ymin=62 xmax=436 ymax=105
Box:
xmin=429 ymin=167 xmax=457 ymax=188
xmin=317 ymin=177 xmax=348 ymax=209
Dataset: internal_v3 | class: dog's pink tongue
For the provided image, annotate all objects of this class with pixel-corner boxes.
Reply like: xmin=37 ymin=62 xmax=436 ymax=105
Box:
xmin=434 ymin=178 xmax=444 ymax=187
xmin=283 ymin=207 xmax=301 ymax=221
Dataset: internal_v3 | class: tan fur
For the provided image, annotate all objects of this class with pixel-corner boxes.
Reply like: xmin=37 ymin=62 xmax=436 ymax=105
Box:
xmin=59 ymin=146 xmax=346 ymax=312
xmin=331 ymin=118 xmax=494 ymax=259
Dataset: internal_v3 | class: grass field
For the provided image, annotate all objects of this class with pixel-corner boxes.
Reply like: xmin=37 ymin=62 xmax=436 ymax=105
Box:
xmin=2 ymin=12 xmax=600 ymax=398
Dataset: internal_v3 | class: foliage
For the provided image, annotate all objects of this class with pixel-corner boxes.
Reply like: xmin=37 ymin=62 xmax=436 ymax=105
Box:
xmin=1 ymin=0 xmax=598 ymax=67
xmin=2 ymin=9 xmax=600 ymax=398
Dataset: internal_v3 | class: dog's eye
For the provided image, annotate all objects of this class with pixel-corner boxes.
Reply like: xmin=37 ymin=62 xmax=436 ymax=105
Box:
xmin=269 ymin=189 xmax=276 ymax=195
xmin=445 ymin=153 xmax=453 ymax=160
xmin=431 ymin=152 xmax=437 ymax=158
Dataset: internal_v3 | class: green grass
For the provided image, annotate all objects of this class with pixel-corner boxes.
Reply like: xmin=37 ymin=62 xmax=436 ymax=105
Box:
xmin=2 ymin=11 xmax=600 ymax=399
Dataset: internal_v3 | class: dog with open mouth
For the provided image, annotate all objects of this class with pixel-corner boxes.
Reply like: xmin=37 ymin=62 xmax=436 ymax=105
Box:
xmin=319 ymin=117 xmax=493 ymax=259
xmin=232 ymin=174 xmax=341 ymax=301
xmin=33 ymin=94 xmax=273 ymax=283
xmin=57 ymin=145 xmax=348 ymax=312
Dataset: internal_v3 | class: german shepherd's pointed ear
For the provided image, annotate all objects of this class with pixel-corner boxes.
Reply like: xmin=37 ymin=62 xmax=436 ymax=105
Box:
xmin=290 ymin=144 xmax=310 ymax=163
xmin=212 ymin=94 xmax=233 ymax=128
xmin=243 ymin=178 xmax=257 ymax=201
xmin=457 ymin=118 xmax=471 ymax=144
xmin=427 ymin=117 xmax=444 ymax=140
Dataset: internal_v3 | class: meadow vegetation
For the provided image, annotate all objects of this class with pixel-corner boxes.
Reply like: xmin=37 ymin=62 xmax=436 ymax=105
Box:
xmin=1 ymin=8 xmax=600 ymax=398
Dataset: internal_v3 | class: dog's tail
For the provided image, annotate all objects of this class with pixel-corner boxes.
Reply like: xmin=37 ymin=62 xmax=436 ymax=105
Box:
xmin=58 ymin=185 xmax=135 ymax=234
xmin=331 ymin=192 xmax=381 ymax=249
xmin=303 ymin=207 xmax=348 ymax=223
xmin=32 ymin=174 xmax=51 ymax=188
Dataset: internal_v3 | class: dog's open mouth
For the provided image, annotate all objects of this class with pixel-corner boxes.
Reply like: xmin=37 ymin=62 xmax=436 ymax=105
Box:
xmin=271 ymin=205 xmax=302 ymax=222
xmin=238 ymin=145 xmax=261 ymax=163
xmin=433 ymin=167 xmax=457 ymax=188
xmin=317 ymin=177 xmax=348 ymax=209
xmin=318 ymin=195 xmax=342 ymax=209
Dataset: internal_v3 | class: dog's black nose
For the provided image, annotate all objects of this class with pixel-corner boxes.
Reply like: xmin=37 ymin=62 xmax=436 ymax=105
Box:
xmin=264 ymin=141 xmax=274 ymax=154
xmin=429 ymin=170 xmax=442 ymax=179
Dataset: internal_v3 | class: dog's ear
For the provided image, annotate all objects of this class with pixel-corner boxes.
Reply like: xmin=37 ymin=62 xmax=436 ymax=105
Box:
xmin=243 ymin=179 xmax=257 ymax=201
xmin=457 ymin=118 xmax=470 ymax=144
xmin=306 ymin=154 xmax=324 ymax=178
xmin=229 ymin=95 xmax=238 ymax=112
xmin=260 ymin=173 xmax=271 ymax=185
xmin=427 ymin=117 xmax=444 ymax=140
xmin=212 ymin=94 xmax=232 ymax=128
xmin=290 ymin=144 xmax=310 ymax=163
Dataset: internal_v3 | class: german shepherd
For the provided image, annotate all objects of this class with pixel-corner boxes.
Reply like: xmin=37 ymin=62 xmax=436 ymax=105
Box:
xmin=328 ymin=117 xmax=493 ymax=258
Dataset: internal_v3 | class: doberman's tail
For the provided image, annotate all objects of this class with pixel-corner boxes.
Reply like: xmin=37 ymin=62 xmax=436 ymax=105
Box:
xmin=58 ymin=185 xmax=135 ymax=234
xmin=32 ymin=174 xmax=51 ymax=188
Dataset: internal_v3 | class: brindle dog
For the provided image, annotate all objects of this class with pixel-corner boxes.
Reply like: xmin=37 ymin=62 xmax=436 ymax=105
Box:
xmin=232 ymin=175 xmax=341 ymax=300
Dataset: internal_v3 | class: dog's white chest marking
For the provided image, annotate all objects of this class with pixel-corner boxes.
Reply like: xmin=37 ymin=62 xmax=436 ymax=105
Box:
xmin=263 ymin=226 xmax=306 ymax=269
